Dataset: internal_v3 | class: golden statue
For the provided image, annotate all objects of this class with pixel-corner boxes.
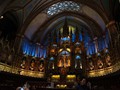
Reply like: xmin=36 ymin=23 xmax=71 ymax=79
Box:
xmin=30 ymin=60 xmax=35 ymax=70
xmin=58 ymin=55 xmax=70 ymax=68
xmin=105 ymin=55 xmax=111 ymax=66
xmin=39 ymin=63 xmax=44 ymax=72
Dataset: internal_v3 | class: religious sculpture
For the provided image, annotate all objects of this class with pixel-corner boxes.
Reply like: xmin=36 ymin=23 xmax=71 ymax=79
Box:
xmin=105 ymin=54 xmax=111 ymax=66
xmin=39 ymin=62 xmax=44 ymax=72
xmin=30 ymin=59 xmax=35 ymax=70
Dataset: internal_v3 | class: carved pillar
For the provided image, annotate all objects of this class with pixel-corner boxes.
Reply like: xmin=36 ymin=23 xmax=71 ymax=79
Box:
xmin=106 ymin=21 xmax=118 ymax=48
xmin=14 ymin=34 xmax=24 ymax=54
xmin=13 ymin=34 xmax=24 ymax=67
xmin=82 ymin=52 xmax=87 ymax=76
xmin=106 ymin=21 xmax=119 ymax=63
xmin=71 ymin=46 xmax=75 ymax=71
xmin=93 ymin=37 xmax=98 ymax=70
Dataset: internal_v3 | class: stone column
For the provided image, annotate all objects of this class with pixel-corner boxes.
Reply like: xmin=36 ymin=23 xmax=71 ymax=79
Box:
xmin=106 ymin=21 xmax=118 ymax=48
xmin=106 ymin=21 xmax=119 ymax=63
xmin=13 ymin=34 xmax=24 ymax=67
xmin=82 ymin=52 xmax=87 ymax=77
xmin=93 ymin=38 xmax=98 ymax=70
xmin=14 ymin=34 xmax=24 ymax=54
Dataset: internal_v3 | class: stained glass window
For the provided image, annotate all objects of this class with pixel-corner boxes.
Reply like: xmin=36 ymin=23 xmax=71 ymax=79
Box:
xmin=47 ymin=1 xmax=80 ymax=16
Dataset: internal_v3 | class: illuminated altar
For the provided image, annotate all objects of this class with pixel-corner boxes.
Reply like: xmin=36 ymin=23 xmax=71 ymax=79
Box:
xmin=15 ymin=18 xmax=112 ymax=82
xmin=0 ymin=17 xmax=114 ymax=87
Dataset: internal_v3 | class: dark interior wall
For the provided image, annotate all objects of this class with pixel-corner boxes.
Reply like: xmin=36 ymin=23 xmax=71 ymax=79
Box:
xmin=0 ymin=11 xmax=19 ymax=41
xmin=0 ymin=71 xmax=47 ymax=90
xmin=88 ymin=71 xmax=120 ymax=90
xmin=113 ymin=0 xmax=120 ymax=22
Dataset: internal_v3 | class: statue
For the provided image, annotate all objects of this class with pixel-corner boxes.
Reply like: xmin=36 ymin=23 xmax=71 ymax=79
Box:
xmin=58 ymin=55 xmax=70 ymax=68
xmin=89 ymin=61 xmax=94 ymax=70
xmin=58 ymin=57 xmax=64 ymax=67
xmin=105 ymin=54 xmax=111 ymax=66
xmin=39 ymin=63 xmax=44 ymax=72
xmin=21 ymin=57 xmax=26 ymax=69
xmin=97 ymin=59 xmax=103 ymax=69
xmin=30 ymin=59 xmax=35 ymax=70
xmin=21 ymin=60 xmax=26 ymax=69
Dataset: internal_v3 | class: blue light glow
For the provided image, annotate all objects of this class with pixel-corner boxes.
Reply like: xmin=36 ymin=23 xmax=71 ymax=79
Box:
xmin=86 ymin=42 xmax=96 ymax=55
xmin=76 ymin=55 xmax=81 ymax=59
xmin=72 ymin=34 xmax=75 ymax=42
xmin=50 ymin=57 xmax=54 ymax=61
xmin=61 ymin=37 xmax=70 ymax=41
xmin=83 ymin=29 xmax=110 ymax=56
xmin=98 ymin=38 xmax=106 ymax=51
xmin=22 ymin=28 xmax=110 ymax=57
xmin=79 ymin=33 xmax=83 ymax=41
xmin=22 ymin=38 xmax=47 ymax=58
xmin=105 ymin=30 xmax=110 ymax=48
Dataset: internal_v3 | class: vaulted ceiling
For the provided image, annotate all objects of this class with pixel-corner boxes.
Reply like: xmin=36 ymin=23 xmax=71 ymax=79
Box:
xmin=0 ymin=0 xmax=120 ymax=45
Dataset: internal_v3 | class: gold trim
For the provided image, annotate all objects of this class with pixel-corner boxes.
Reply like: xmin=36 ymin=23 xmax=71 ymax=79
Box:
xmin=1 ymin=61 xmax=120 ymax=78
xmin=88 ymin=61 xmax=120 ymax=77
xmin=20 ymin=69 xmax=44 ymax=78
xmin=0 ymin=62 xmax=44 ymax=78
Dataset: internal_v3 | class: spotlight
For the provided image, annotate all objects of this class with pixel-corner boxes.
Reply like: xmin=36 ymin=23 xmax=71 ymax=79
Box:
xmin=0 ymin=16 xmax=3 ymax=19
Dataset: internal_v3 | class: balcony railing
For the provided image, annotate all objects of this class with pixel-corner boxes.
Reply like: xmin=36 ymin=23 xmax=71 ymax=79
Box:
xmin=0 ymin=62 xmax=44 ymax=78
xmin=88 ymin=60 xmax=120 ymax=77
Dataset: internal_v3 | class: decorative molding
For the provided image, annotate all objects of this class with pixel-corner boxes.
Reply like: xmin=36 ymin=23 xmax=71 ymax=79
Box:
xmin=0 ymin=62 xmax=44 ymax=78
xmin=88 ymin=60 xmax=120 ymax=77
xmin=20 ymin=69 xmax=44 ymax=78
xmin=1 ymin=60 xmax=120 ymax=78
xmin=106 ymin=21 xmax=115 ymax=28
xmin=46 ymin=1 xmax=80 ymax=16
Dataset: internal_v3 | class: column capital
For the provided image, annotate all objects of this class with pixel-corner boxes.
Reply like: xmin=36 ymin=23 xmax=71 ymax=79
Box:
xmin=106 ymin=21 xmax=115 ymax=28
